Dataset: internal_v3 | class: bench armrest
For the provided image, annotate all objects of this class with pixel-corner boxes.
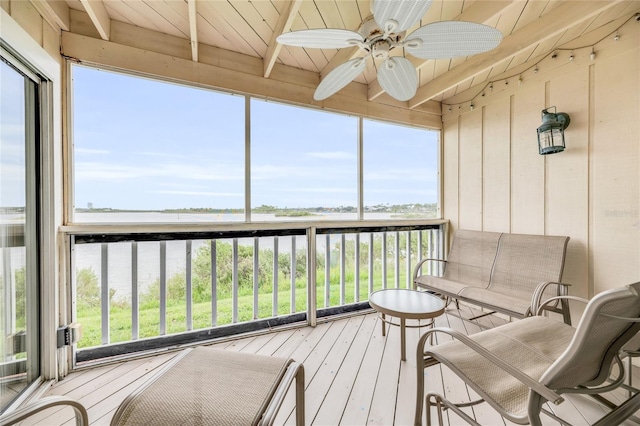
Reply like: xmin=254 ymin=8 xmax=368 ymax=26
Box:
xmin=412 ymin=258 xmax=447 ymax=283
xmin=532 ymin=281 xmax=572 ymax=322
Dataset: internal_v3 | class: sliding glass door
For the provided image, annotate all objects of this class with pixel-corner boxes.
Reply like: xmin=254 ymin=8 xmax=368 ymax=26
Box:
xmin=0 ymin=54 xmax=40 ymax=411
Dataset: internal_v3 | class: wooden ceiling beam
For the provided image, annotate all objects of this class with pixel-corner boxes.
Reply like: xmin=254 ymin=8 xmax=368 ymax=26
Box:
xmin=264 ymin=0 xmax=303 ymax=78
xmin=409 ymin=0 xmax=624 ymax=108
xmin=30 ymin=0 xmax=70 ymax=31
xmin=187 ymin=0 xmax=198 ymax=62
xmin=79 ymin=0 xmax=110 ymax=41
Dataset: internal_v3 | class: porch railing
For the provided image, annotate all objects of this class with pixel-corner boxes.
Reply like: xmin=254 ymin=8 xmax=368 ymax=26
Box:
xmin=66 ymin=221 xmax=447 ymax=362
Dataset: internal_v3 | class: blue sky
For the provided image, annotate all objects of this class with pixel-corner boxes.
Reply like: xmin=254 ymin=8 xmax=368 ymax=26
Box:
xmin=72 ymin=65 xmax=438 ymax=211
xmin=1 ymin=60 xmax=26 ymax=208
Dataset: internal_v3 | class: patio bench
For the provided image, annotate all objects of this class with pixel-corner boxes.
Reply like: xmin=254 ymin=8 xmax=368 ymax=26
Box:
xmin=413 ymin=229 xmax=571 ymax=323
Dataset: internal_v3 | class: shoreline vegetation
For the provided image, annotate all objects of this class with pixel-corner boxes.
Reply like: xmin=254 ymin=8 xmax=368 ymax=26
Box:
xmin=72 ymin=203 xmax=438 ymax=217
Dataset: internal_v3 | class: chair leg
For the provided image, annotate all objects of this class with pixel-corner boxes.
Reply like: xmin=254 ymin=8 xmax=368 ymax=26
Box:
xmin=425 ymin=394 xmax=444 ymax=426
xmin=527 ymin=393 xmax=546 ymax=426
xmin=295 ymin=364 xmax=305 ymax=426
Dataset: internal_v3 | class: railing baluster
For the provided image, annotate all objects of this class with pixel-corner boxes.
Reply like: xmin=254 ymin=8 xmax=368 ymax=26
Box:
xmin=2 ymin=247 xmax=15 ymax=340
xmin=232 ymin=238 xmax=239 ymax=323
xmin=211 ymin=239 xmax=217 ymax=326
xmin=394 ymin=231 xmax=400 ymax=289
xmin=101 ymin=243 xmax=109 ymax=344
xmin=382 ymin=232 xmax=387 ymax=289
xmin=340 ymin=234 xmax=346 ymax=305
xmin=253 ymin=237 xmax=259 ymax=320
xmin=307 ymin=228 xmax=317 ymax=326
xmin=159 ymin=241 xmax=166 ymax=336
xmin=325 ymin=234 xmax=330 ymax=307
xmin=417 ymin=230 xmax=423 ymax=279
xmin=430 ymin=230 xmax=440 ymax=275
xmin=186 ymin=240 xmax=193 ymax=331
xmin=273 ymin=236 xmax=278 ymax=317
xmin=406 ymin=231 xmax=411 ymax=289
xmin=368 ymin=233 xmax=373 ymax=296
xmin=290 ymin=236 xmax=296 ymax=313
xmin=131 ymin=242 xmax=138 ymax=340
xmin=354 ymin=233 xmax=360 ymax=302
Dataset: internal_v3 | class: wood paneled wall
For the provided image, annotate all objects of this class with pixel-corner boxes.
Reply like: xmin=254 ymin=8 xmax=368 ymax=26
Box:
xmin=442 ymin=20 xmax=639 ymax=298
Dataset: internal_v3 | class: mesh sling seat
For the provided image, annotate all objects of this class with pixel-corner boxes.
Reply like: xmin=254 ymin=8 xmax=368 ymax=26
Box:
xmin=414 ymin=281 xmax=640 ymax=426
xmin=111 ymin=346 xmax=305 ymax=426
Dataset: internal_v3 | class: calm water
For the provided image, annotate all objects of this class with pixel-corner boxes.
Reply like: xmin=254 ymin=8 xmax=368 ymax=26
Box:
xmin=73 ymin=212 xmax=424 ymax=301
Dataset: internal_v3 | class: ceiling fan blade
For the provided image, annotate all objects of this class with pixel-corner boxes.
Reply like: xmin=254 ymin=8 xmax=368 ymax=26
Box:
xmin=314 ymin=57 xmax=366 ymax=101
xmin=371 ymin=0 xmax=432 ymax=33
xmin=277 ymin=29 xmax=364 ymax=49
xmin=405 ymin=21 xmax=503 ymax=59
xmin=377 ymin=57 xmax=418 ymax=101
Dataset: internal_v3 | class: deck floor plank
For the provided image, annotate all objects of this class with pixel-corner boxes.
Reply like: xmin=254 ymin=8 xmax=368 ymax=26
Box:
xmin=366 ymin=320 xmax=402 ymax=425
xmin=25 ymin=309 xmax=640 ymax=426
xmin=297 ymin=315 xmax=367 ymax=425
xmin=312 ymin=314 xmax=378 ymax=425
xmin=339 ymin=316 xmax=388 ymax=425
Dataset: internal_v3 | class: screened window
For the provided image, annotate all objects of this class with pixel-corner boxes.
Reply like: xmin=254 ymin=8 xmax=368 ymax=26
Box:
xmin=72 ymin=66 xmax=245 ymax=222
xmin=251 ymin=99 xmax=358 ymax=221
xmin=363 ymin=120 xmax=438 ymax=219
xmin=72 ymin=65 xmax=439 ymax=223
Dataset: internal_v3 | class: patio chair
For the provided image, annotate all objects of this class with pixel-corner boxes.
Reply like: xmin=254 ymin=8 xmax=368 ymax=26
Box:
xmin=415 ymin=281 xmax=640 ymax=426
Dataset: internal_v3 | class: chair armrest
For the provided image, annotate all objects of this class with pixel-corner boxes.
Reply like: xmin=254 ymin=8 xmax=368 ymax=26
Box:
xmin=531 ymin=281 xmax=572 ymax=316
xmin=0 ymin=396 xmax=88 ymax=426
xmin=417 ymin=327 xmax=565 ymax=405
xmin=412 ymin=258 xmax=447 ymax=283
xmin=535 ymin=295 xmax=589 ymax=315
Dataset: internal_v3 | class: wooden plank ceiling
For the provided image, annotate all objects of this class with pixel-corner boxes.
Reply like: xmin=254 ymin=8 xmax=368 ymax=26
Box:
xmin=48 ymin=1 xmax=639 ymax=108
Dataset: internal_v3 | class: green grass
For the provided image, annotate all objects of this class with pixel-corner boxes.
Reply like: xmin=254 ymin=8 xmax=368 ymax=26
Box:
xmin=76 ymin=268 xmax=409 ymax=349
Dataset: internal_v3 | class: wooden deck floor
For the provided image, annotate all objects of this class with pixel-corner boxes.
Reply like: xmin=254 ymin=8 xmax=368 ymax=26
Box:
xmin=18 ymin=306 xmax=640 ymax=425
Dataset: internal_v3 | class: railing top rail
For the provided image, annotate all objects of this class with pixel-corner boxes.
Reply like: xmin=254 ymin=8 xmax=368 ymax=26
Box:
xmin=63 ymin=219 xmax=448 ymax=244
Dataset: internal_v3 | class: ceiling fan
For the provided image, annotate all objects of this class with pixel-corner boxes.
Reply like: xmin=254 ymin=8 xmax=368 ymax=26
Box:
xmin=277 ymin=0 xmax=503 ymax=102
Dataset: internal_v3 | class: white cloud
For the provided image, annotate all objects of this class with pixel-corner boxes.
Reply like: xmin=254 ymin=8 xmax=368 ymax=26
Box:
xmin=306 ymin=151 xmax=354 ymax=160
xmin=152 ymin=190 xmax=242 ymax=197
xmin=281 ymin=187 xmax=354 ymax=194
xmin=75 ymin=161 xmax=243 ymax=181
xmin=75 ymin=148 xmax=110 ymax=155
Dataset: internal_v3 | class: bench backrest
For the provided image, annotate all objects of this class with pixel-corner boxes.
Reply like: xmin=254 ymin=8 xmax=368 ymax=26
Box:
xmin=443 ymin=230 xmax=501 ymax=288
xmin=488 ymin=233 xmax=569 ymax=300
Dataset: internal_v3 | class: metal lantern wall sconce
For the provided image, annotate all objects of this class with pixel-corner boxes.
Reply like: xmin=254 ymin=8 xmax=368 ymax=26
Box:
xmin=537 ymin=107 xmax=570 ymax=155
